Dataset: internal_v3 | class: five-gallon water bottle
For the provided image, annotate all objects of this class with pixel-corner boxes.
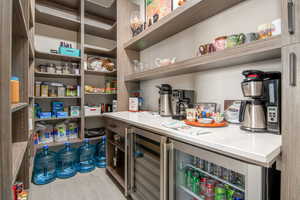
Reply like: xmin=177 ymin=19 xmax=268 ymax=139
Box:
xmin=32 ymin=145 xmax=56 ymax=185
xmin=77 ymin=139 xmax=95 ymax=173
xmin=56 ymin=142 xmax=77 ymax=179
xmin=95 ymin=136 xmax=106 ymax=168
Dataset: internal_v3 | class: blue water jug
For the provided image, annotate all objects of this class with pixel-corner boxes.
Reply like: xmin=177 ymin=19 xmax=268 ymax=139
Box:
xmin=95 ymin=136 xmax=106 ymax=168
xmin=56 ymin=142 xmax=77 ymax=179
xmin=77 ymin=139 xmax=95 ymax=173
xmin=32 ymin=145 xmax=56 ymax=185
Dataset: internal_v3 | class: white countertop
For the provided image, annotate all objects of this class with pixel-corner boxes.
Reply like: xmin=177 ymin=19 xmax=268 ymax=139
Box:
xmin=104 ymin=111 xmax=282 ymax=167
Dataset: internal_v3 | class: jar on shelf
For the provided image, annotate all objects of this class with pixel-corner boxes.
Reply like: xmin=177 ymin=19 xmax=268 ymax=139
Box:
xmin=72 ymin=63 xmax=80 ymax=75
xmin=41 ymin=83 xmax=49 ymax=97
xmin=47 ymin=64 xmax=56 ymax=74
xmin=49 ymin=85 xmax=57 ymax=97
xmin=63 ymin=63 xmax=71 ymax=74
xmin=35 ymin=81 xmax=42 ymax=97
xmin=56 ymin=65 xmax=63 ymax=74
xmin=10 ymin=76 xmax=20 ymax=104
xmin=39 ymin=64 xmax=47 ymax=72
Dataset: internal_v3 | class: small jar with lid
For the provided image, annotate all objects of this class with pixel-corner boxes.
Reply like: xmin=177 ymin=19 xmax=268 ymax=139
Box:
xmin=63 ymin=63 xmax=71 ymax=74
xmin=72 ymin=63 xmax=80 ymax=75
xmin=47 ymin=63 xmax=56 ymax=74
xmin=56 ymin=65 xmax=63 ymax=74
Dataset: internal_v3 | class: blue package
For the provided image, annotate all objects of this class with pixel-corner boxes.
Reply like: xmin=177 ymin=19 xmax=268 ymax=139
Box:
xmin=52 ymin=102 xmax=64 ymax=117
xmin=56 ymin=112 xmax=68 ymax=118
xmin=39 ymin=112 xmax=52 ymax=119
xmin=59 ymin=47 xmax=80 ymax=57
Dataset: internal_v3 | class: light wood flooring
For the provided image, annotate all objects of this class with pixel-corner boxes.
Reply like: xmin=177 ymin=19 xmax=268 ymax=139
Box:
xmin=30 ymin=168 xmax=126 ymax=200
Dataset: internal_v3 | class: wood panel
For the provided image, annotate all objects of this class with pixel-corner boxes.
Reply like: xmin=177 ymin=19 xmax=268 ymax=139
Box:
xmin=282 ymin=0 xmax=300 ymax=46
xmin=116 ymin=0 xmax=140 ymax=111
xmin=281 ymin=43 xmax=300 ymax=200
xmin=0 ymin=0 xmax=13 ymax=198
xmin=85 ymin=0 xmax=116 ymax=20
xmin=124 ymin=0 xmax=245 ymax=51
xmin=125 ymin=36 xmax=282 ymax=82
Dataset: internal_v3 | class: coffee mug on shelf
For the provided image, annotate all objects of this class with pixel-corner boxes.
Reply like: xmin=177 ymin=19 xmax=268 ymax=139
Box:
xmin=245 ymin=32 xmax=259 ymax=43
xmin=198 ymin=43 xmax=215 ymax=56
xmin=226 ymin=33 xmax=246 ymax=48
xmin=213 ymin=36 xmax=227 ymax=51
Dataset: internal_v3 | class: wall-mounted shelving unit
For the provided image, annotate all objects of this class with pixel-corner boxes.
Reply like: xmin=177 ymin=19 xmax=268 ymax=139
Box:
xmin=0 ymin=0 xmax=35 ymax=198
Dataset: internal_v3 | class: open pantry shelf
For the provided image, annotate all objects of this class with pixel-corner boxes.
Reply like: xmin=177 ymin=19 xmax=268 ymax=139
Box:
xmin=51 ymin=0 xmax=80 ymax=9
xmin=84 ymin=70 xmax=117 ymax=76
xmin=35 ymin=2 xmax=80 ymax=31
xmin=124 ymin=0 xmax=245 ymax=51
xmin=107 ymin=139 xmax=125 ymax=152
xmin=85 ymin=15 xmax=116 ymax=40
xmin=11 ymin=103 xmax=28 ymax=112
xmin=85 ymin=92 xmax=116 ymax=95
xmin=125 ymin=36 xmax=282 ymax=82
xmin=37 ymin=138 xmax=82 ymax=149
xmin=85 ymin=0 xmax=116 ymax=21
xmin=35 ymin=72 xmax=81 ymax=78
xmin=34 ymin=116 xmax=81 ymax=122
xmin=186 ymin=164 xmax=245 ymax=193
xmin=12 ymin=141 xmax=28 ymax=182
xmin=84 ymin=44 xmax=116 ymax=58
xmin=13 ymin=0 xmax=29 ymax=39
xmin=34 ymin=96 xmax=81 ymax=99
xmin=35 ymin=50 xmax=81 ymax=62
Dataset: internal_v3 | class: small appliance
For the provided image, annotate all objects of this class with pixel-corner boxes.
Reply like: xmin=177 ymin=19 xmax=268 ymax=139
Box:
xmin=156 ymin=84 xmax=173 ymax=117
xmin=239 ymin=70 xmax=281 ymax=133
xmin=171 ymin=89 xmax=195 ymax=120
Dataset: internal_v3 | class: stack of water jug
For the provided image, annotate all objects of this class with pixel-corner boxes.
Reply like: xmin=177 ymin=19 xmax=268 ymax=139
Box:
xmin=32 ymin=137 xmax=106 ymax=185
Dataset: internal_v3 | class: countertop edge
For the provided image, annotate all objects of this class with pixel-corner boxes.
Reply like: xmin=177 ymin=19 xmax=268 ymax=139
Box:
xmin=103 ymin=113 xmax=280 ymax=167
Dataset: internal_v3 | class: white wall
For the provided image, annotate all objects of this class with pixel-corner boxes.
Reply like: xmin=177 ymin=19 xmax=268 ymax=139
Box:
xmin=139 ymin=0 xmax=282 ymax=111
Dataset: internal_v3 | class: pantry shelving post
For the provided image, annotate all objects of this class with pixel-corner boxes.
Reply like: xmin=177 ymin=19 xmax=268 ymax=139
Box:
xmin=80 ymin=0 xmax=85 ymax=142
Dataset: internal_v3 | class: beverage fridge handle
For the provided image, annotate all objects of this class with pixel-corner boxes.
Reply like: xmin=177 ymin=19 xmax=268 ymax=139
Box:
xmin=289 ymin=52 xmax=297 ymax=86
xmin=288 ymin=0 xmax=295 ymax=35
xmin=124 ymin=128 xmax=129 ymax=197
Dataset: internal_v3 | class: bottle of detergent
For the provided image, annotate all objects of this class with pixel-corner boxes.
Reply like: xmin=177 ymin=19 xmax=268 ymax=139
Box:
xmin=32 ymin=145 xmax=56 ymax=185
xmin=95 ymin=136 xmax=106 ymax=168
xmin=77 ymin=139 xmax=95 ymax=173
xmin=56 ymin=142 xmax=77 ymax=178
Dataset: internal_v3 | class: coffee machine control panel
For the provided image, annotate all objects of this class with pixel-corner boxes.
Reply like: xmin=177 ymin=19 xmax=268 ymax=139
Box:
xmin=267 ymin=106 xmax=278 ymax=123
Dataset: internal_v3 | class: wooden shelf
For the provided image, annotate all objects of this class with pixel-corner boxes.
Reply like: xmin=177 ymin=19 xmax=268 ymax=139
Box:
xmin=106 ymin=166 xmax=125 ymax=189
xmin=51 ymin=0 xmax=80 ymax=9
xmin=12 ymin=141 xmax=28 ymax=182
xmin=85 ymin=0 xmax=116 ymax=21
xmin=34 ymin=116 xmax=81 ymax=122
xmin=35 ymin=72 xmax=81 ymax=78
xmin=37 ymin=138 xmax=82 ymax=149
xmin=35 ymin=50 xmax=81 ymax=62
xmin=34 ymin=96 xmax=81 ymax=99
xmin=13 ymin=0 xmax=29 ymax=38
xmin=85 ymin=92 xmax=117 ymax=95
xmin=125 ymin=36 xmax=282 ymax=82
xmin=84 ymin=70 xmax=116 ymax=76
xmin=11 ymin=103 xmax=28 ymax=112
xmin=85 ymin=114 xmax=104 ymax=118
xmin=85 ymin=15 xmax=116 ymax=40
xmin=124 ymin=0 xmax=245 ymax=51
xmin=36 ymin=2 xmax=80 ymax=31
xmin=84 ymin=44 xmax=116 ymax=58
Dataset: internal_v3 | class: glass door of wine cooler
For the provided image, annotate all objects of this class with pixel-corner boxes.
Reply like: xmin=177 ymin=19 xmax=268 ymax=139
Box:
xmin=129 ymin=127 xmax=168 ymax=200
xmin=169 ymin=140 xmax=265 ymax=200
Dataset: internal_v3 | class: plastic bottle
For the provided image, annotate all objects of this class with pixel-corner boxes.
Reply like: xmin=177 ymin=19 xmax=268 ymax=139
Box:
xmin=10 ymin=76 xmax=20 ymax=104
xmin=77 ymin=139 xmax=95 ymax=173
xmin=56 ymin=142 xmax=77 ymax=179
xmin=32 ymin=145 xmax=56 ymax=185
xmin=95 ymin=136 xmax=107 ymax=168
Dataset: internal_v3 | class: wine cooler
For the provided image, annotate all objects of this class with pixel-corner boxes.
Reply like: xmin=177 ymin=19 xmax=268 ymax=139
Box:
xmin=128 ymin=127 xmax=168 ymax=200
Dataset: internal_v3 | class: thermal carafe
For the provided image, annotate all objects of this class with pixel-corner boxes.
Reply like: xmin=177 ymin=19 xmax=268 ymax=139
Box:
xmin=156 ymin=84 xmax=173 ymax=117
xmin=239 ymin=100 xmax=266 ymax=132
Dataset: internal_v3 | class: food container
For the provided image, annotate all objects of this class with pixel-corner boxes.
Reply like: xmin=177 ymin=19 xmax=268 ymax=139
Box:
xmin=56 ymin=65 xmax=63 ymax=74
xmin=70 ymin=106 xmax=80 ymax=117
xmin=213 ymin=36 xmax=227 ymax=51
xmin=198 ymin=118 xmax=213 ymax=124
xmin=10 ymin=76 xmax=20 ymax=104
xmin=68 ymin=122 xmax=79 ymax=139
xmin=198 ymin=43 xmax=215 ymax=56
xmin=41 ymin=83 xmax=49 ymax=97
xmin=54 ymin=122 xmax=68 ymax=142
xmin=186 ymin=108 xmax=196 ymax=121
xmin=35 ymin=81 xmax=42 ymax=97
xmin=39 ymin=64 xmax=47 ymax=72
xmin=84 ymin=106 xmax=101 ymax=116
xmin=57 ymin=86 xmax=65 ymax=97
xmin=63 ymin=63 xmax=71 ymax=74
xmin=39 ymin=112 xmax=52 ymax=119
xmin=47 ymin=64 xmax=56 ymax=74
xmin=56 ymin=111 xmax=68 ymax=118
xmin=72 ymin=63 xmax=80 ymax=75
xmin=258 ymin=23 xmax=274 ymax=39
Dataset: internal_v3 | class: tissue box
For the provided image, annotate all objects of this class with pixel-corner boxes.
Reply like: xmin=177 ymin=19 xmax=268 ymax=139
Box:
xmin=59 ymin=46 xmax=80 ymax=57
xmin=39 ymin=112 xmax=52 ymax=119
xmin=70 ymin=106 xmax=80 ymax=117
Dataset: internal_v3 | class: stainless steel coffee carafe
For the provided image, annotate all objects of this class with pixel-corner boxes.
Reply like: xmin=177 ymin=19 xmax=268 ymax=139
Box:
xmin=156 ymin=84 xmax=173 ymax=117
xmin=239 ymin=100 xmax=266 ymax=132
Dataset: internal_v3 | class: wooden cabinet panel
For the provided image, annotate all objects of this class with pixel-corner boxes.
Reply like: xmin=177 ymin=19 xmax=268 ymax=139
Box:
xmin=282 ymin=0 xmax=300 ymax=45
xmin=281 ymin=43 xmax=300 ymax=200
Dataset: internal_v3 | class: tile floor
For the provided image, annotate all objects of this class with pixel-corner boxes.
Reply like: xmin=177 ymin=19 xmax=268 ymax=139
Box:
xmin=30 ymin=168 xmax=126 ymax=200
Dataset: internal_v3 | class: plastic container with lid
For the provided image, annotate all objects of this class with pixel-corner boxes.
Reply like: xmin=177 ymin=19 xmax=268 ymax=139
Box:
xmin=10 ymin=76 xmax=20 ymax=104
